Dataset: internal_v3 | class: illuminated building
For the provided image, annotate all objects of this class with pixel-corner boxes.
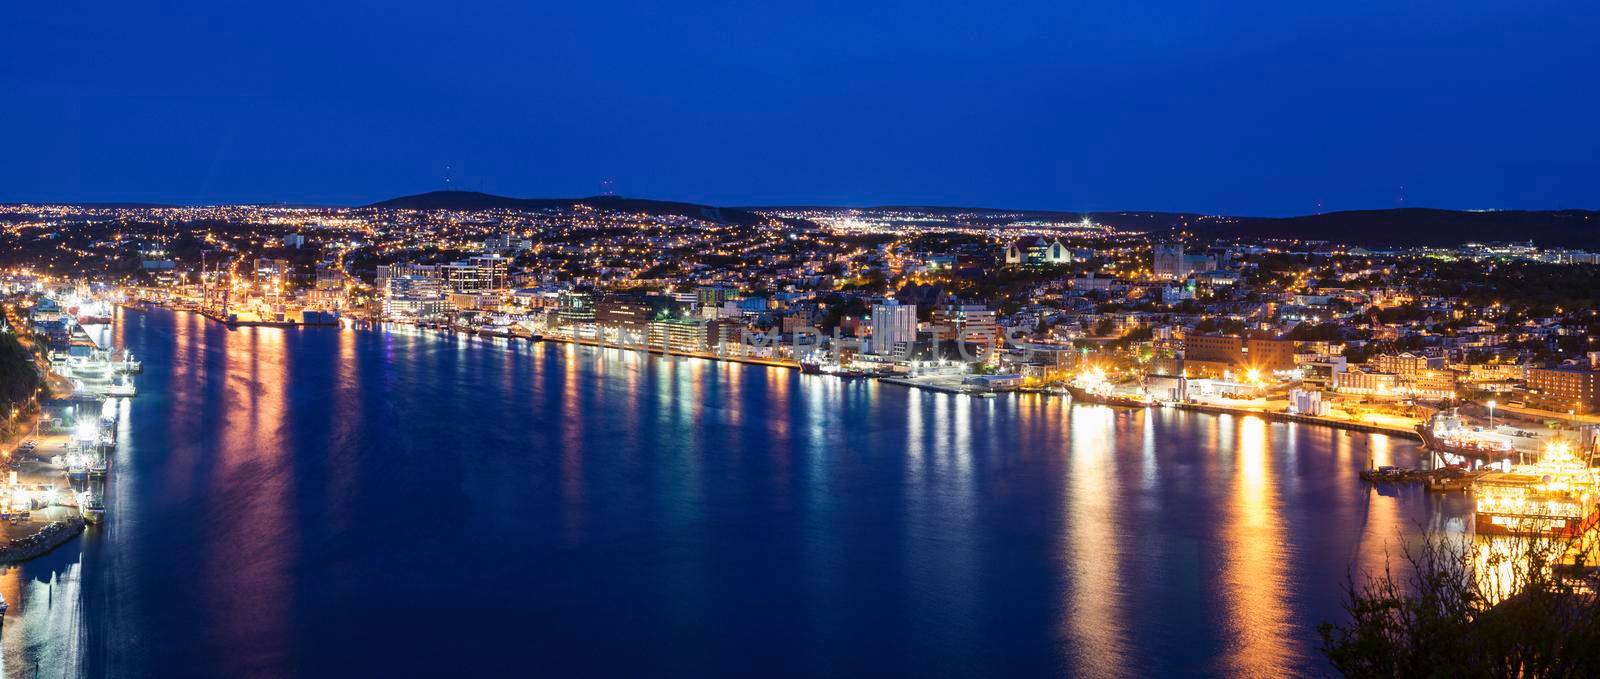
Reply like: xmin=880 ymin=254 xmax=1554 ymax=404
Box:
xmin=1528 ymin=367 xmax=1600 ymax=414
xmin=1004 ymin=236 xmax=1072 ymax=265
xmin=869 ymin=299 xmax=916 ymax=356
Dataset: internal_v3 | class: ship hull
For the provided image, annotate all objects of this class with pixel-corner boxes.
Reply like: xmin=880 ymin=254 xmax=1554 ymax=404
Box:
xmin=1066 ymin=386 xmax=1150 ymax=408
xmin=1416 ymin=424 xmax=1516 ymax=463
xmin=1474 ymin=508 xmax=1600 ymax=538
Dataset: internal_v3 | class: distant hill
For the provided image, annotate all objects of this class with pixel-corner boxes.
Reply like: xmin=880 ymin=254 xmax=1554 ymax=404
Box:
xmin=366 ymin=194 xmax=1600 ymax=248
xmin=751 ymin=204 xmax=1600 ymax=248
xmin=1204 ymin=209 xmax=1600 ymax=249
xmin=1 ymin=201 xmax=179 ymax=209
xmin=366 ymin=191 xmax=771 ymax=226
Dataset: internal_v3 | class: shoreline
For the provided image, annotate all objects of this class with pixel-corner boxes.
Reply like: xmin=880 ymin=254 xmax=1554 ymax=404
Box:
xmin=420 ymin=319 xmax=1427 ymax=441
xmin=1171 ymin=401 xmax=1421 ymax=440
xmin=159 ymin=306 xmax=1427 ymax=442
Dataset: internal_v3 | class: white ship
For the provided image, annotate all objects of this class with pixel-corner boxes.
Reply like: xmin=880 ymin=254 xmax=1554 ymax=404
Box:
xmin=104 ymin=374 xmax=137 ymax=397
xmin=114 ymin=351 xmax=143 ymax=374
xmin=78 ymin=491 xmax=106 ymax=524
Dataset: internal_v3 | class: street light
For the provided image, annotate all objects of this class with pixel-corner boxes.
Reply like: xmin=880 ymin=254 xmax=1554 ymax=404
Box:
xmin=1487 ymin=400 xmax=1495 ymax=430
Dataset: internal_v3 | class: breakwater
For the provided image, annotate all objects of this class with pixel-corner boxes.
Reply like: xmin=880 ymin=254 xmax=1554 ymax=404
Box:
xmin=0 ymin=517 xmax=86 ymax=564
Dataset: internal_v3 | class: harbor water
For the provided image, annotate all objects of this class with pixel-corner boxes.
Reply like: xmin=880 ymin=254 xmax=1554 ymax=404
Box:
xmin=2 ymin=308 xmax=1472 ymax=676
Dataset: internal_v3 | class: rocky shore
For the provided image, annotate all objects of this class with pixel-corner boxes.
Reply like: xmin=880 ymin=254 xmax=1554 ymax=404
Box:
xmin=0 ymin=516 xmax=86 ymax=564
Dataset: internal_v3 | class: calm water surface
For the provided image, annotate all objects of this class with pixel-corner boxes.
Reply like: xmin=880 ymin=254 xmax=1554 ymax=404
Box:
xmin=1 ymin=308 xmax=1471 ymax=677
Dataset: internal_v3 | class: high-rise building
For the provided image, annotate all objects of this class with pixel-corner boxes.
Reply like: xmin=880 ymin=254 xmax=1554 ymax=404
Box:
xmin=595 ymin=295 xmax=659 ymax=339
xmin=376 ymin=262 xmax=438 ymax=290
xmin=870 ymin=299 xmax=917 ymax=356
xmin=556 ymin=291 xmax=595 ymax=328
xmin=648 ymin=317 xmax=709 ymax=353
xmin=442 ymin=255 xmax=510 ymax=292
xmin=383 ymin=275 xmax=448 ymax=318
xmin=1528 ymin=367 xmax=1600 ymax=414
xmin=931 ymin=304 xmax=997 ymax=352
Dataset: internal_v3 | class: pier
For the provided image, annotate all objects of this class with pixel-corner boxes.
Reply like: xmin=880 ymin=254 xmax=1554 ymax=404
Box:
xmin=1171 ymin=401 xmax=1423 ymax=440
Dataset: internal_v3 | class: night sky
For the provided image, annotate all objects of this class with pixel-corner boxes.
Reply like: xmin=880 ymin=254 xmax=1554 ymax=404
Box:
xmin=3 ymin=1 xmax=1596 ymax=213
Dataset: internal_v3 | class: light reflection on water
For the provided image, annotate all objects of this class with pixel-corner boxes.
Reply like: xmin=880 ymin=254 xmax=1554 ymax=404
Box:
xmin=1062 ymin=405 xmax=1127 ymax=677
xmin=1220 ymin=415 xmax=1294 ymax=675
xmin=1 ymin=310 xmax=1473 ymax=677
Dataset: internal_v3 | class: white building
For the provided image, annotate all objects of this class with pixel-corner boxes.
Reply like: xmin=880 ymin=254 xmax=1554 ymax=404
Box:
xmin=1004 ymin=236 xmax=1072 ymax=266
xmin=870 ymin=299 xmax=917 ymax=356
xmin=384 ymin=275 xmax=449 ymax=318
xmin=442 ymin=255 xmax=510 ymax=293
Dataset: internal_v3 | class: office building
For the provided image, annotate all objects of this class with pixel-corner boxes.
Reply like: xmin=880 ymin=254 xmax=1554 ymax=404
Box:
xmin=870 ymin=299 xmax=917 ymax=356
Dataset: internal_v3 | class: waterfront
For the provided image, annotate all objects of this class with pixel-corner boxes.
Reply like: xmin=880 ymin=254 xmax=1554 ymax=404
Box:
xmin=1 ymin=308 xmax=1472 ymax=677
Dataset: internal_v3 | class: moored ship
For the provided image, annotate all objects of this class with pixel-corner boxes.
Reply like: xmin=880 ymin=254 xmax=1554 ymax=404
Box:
xmin=1066 ymin=367 xmax=1152 ymax=408
xmin=1065 ymin=385 xmax=1152 ymax=408
xmin=1474 ymin=440 xmax=1600 ymax=538
xmin=79 ymin=491 xmax=106 ymax=525
xmin=1417 ymin=408 xmax=1517 ymax=465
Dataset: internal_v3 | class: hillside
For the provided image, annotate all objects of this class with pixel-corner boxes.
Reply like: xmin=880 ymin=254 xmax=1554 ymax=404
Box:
xmin=367 ymin=194 xmax=1600 ymax=248
xmin=366 ymin=191 xmax=771 ymax=226
xmin=1208 ymin=209 xmax=1600 ymax=249
xmin=751 ymin=204 xmax=1600 ymax=248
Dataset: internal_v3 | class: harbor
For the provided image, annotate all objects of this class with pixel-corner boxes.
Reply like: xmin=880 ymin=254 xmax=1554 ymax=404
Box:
xmin=1 ymin=291 xmax=136 ymax=567
xmin=0 ymin=307 xmax=1479 ymax=676
xmin=0 ymin=298 xmax=1583 ymax=676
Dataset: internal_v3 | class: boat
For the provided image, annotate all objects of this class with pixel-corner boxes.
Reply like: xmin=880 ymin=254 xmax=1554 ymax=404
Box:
xmin=104 ymin=375 xmax=138 ymax=397
xmin=114 ymin=352 xmax=143 ymax=374
xmin=1473 ymin=440 xmax=1600 ymax=538
xmin=78 ymin=491 xmax=106 ymax=525
xmin=1416 ymin=408 xmax=1518 ymax=464
xmin=1065 ymin=385 xmax=1151 ymax=408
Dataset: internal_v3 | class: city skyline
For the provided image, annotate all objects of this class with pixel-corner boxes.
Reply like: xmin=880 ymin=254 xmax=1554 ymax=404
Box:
xmin=4 ymin=3 xmax=1600 ymax=675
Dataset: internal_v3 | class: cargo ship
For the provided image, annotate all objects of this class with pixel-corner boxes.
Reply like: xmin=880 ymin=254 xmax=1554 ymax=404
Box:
xmin=1474 ymin=440 xmax=1600 ymax=538
xmin=1065 ymin=385 xmax=1152 ymax=408
xmin=1416 ymin=408 xmax=1518 ymax=465
xmin=1066 ymin=367 xmax=1149 ymax=407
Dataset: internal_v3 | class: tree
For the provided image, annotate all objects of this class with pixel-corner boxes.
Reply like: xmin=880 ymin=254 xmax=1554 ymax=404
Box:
xmin=1320 ymin=531 xmax=1600 ymax=676
xmin=0 ymin=332 xmax=42 ymax=414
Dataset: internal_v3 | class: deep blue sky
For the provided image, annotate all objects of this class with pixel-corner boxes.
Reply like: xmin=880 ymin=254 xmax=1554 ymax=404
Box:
xmin=3 ymin=1 xmax=1597 ymax=214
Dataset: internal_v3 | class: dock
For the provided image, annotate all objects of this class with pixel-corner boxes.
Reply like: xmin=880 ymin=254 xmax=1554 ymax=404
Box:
xmin=1172 ymin=401 xmax=1422 ymax=440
